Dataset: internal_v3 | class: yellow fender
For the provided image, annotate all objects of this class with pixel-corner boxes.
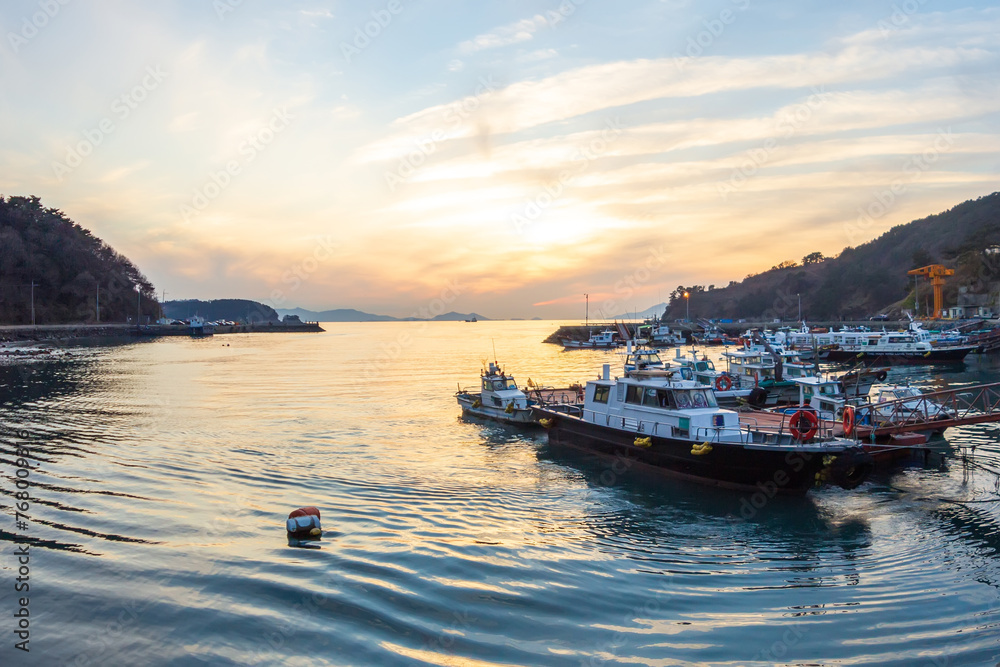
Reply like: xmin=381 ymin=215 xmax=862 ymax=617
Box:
xmin=691 ymin=442 xmax=713 ymax=456
xmin=634 ymin=436 xmax=652 ymax=448
xmin=539 ymin=418 xmax=554 ymax=429
xmin=472 ymin=399 xmax=482 ymax=408
xmin=505 ymin=402 xmax=515 ymax=414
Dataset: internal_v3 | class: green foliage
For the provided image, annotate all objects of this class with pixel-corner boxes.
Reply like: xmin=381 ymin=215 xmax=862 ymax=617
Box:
xmin=802 ymin=251 xmax=824 ymax=264
xmin=0 ymin=196 xmax=156 ymax=324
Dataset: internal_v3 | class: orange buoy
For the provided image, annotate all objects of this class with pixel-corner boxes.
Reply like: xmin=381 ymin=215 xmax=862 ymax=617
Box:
xmin=286 ymin=506 xmax=322 ymax=539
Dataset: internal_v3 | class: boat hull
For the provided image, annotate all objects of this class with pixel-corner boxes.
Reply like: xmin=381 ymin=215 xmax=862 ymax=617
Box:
xmin=820 ymin=346 xmax=976 ymax=365
xmin=561 ymin=339 xmax=619 ymax=349
xmin=457 ymin=394 xmax=536 ymax=425
xmin=537 ymin=409 xmax=850 ymax=496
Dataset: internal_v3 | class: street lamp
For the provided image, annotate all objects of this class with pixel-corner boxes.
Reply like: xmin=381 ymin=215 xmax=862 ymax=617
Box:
xmin=683 ymin=291 xmax=689 ymax=321
xmin=797 ymin=293 xmax=801 ymax=321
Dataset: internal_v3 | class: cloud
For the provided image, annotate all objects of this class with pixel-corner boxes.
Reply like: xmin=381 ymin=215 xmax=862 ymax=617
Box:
xmin=457 ymin=15 xmax=549 ymax=54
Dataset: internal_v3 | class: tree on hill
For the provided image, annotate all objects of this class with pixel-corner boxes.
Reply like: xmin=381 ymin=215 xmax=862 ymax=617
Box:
xmin=0 ymin=196 xmax=156 ymax=324
xmin=660 ymin=191 xmax=1000 ymax=320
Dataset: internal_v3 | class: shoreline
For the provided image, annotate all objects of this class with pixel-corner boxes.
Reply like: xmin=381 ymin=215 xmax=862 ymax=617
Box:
xmin=0 ymin=322 xmax=324 ymax=349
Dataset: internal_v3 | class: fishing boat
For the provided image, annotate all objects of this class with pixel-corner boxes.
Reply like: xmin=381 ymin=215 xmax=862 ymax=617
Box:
xmin=534 ymin=364 xmax=873 ymax=495
xmin=647 ymin=323 xmax=685 ymax=347
xmin=561 ymin=329 xmax=620 ymax=349
xmin=456 ymin=361 xmax=535 ymax=425
xmin=665 ymin=348 xmax=752 ymax=407
xmin=795 ymin=321 xmax=977 ymax=365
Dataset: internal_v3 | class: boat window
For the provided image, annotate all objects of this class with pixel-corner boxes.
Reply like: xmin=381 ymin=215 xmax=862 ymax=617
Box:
xmin=506 ymin=379 xmax=517 ymax=389
xmin=641 ymin=388 xmax=660 ymax=407
xmin=617 ymin=383 xmax=625 ymax=402
xmin=482 ymin=379 xmax=490 ymax=392
xmin=696 ymin=362 xmax=707 ymax=371
xmin=657 ymin=390 xmax=674 ymax=408
xmin=625 ymin=385 xmax=643 ymax=404
xmin=493 ymin=380 xmax=506 ymax=391
xmin=675 ymin=392 xmax=692 ymax=409
xmin=593 ymin=385 xmax=610 ymax=403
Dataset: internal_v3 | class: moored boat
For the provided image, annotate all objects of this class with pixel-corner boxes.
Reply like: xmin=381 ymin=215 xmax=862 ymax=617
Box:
xmin=561 ymin=329 xmax=620 ymax=349
xmin=456 ymin=362 xmax=535 ymax=425
xmin=534 ymin=365 xmax=873 ymax=495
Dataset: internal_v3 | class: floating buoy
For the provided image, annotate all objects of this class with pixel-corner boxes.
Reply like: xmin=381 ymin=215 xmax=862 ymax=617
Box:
xmin=634 ymin=436 xmax=652 ymax=448
xmin=286 ymin=506 xmax=322 ymax=541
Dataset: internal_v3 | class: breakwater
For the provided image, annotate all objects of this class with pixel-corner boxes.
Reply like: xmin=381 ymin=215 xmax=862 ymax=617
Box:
xmin=0 ymin=321 xmax=324 ymax=344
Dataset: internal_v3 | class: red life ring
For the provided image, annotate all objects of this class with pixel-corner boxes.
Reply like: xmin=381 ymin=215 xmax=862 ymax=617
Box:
xmin=715 ymin=375 xmax=733 ymax=392
xmin=789 ymin=410 xmax=819 ymax=441
xmin=842 ymin=405 xmax=856 ymax=437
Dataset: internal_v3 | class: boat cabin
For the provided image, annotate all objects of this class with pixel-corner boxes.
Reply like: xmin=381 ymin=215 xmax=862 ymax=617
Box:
xmin=583 ymin=374 xmax=746 ymax=442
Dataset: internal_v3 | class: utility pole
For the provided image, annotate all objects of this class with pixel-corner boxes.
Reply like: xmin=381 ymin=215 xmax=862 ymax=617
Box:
xmin=584 ymin=293 xmax=589 ymax=328
xmin=96 ymin=285 xmax=100 ymax=323
xmin=797 ymin=293 xmax=801 ymax=321
xmin=136 ymin=288 xmax=141 ymax=326
xmin=30 ymin=281 xmax=36 ymax=327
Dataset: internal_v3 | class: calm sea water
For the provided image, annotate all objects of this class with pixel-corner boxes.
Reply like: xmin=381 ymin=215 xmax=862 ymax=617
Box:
xmin=1 ymin=321 xmax=999 ymax=666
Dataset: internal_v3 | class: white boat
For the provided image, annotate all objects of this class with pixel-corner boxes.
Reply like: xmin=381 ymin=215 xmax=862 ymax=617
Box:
xmin=561 ymin=329 xmax=620 ymax=349
xmin=456 ymin=362 xmax=535 ymax=424
xmin=647 ymin=323 xmax=685 ymax=347
xmin=788 ymin=321 xmax=976 ymax=364
xmin=535 ymin=364 xmax=873 ymax=494
xmin=665 ymin=348 xmax=752 ymax=407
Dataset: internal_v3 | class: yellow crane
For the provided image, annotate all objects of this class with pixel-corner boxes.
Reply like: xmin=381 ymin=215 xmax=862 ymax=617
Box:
xmin=907 ymin=264 xmax=954 ymax=318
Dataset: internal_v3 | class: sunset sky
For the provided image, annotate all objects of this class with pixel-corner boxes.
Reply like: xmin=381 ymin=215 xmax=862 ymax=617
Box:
xmin=2 ymin=0 xmax=998 ymax=319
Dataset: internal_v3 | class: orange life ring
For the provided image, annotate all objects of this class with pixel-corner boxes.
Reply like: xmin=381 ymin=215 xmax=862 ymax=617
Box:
xmin=715 ymin=375 xmax=733 ymax=392
xmin=842 ymin=405 xmax=855 ymax=437
xmin=789 ymin=410 xmax=819 ymax=441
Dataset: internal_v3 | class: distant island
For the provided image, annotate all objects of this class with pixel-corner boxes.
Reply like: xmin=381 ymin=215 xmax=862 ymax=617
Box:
xmin=276 ymin=307 xmax=491 ymax=322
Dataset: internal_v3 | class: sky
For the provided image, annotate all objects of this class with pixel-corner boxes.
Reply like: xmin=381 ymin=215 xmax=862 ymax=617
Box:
xmin=1 ymin=0 xmax=998 ymax=320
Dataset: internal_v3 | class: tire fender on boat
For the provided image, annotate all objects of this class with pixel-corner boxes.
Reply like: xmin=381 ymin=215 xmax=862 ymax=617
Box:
xmin=828 ymin=449 xmax=874 ymax=490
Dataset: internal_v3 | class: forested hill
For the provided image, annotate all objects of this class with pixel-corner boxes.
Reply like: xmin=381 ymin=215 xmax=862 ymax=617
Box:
xmin=164 ymin=299 xmax=278 ymax=323
xmin=662 ymin=192 xmax=1000 ymax=321
xmin=0 ymin=196 xmax=157 ymax=324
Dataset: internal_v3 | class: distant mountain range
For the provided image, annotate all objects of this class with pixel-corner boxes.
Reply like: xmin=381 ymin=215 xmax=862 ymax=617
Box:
xmin=276 ymin=307 xmax=491 ymax=322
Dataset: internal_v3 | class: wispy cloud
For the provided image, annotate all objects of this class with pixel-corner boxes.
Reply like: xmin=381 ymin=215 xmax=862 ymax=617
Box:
xmin=457 ymin=16 xmax=549 ymax=54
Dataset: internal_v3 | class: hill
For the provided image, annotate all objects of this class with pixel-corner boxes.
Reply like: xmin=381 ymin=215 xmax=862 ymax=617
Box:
xmin=165 ymin=299 xmax=278 ymax=323
xmin=0 ymin=195 xmax=157 ymax=324
xmin=661 ymin=192 xmax=1000 ymax=321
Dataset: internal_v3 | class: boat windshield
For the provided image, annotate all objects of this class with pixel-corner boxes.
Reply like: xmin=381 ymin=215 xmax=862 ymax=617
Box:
xmin=486 ymin=379 xmax=517 ymax=391
xmin=673 ymin=389 xmax=718 ymax=409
